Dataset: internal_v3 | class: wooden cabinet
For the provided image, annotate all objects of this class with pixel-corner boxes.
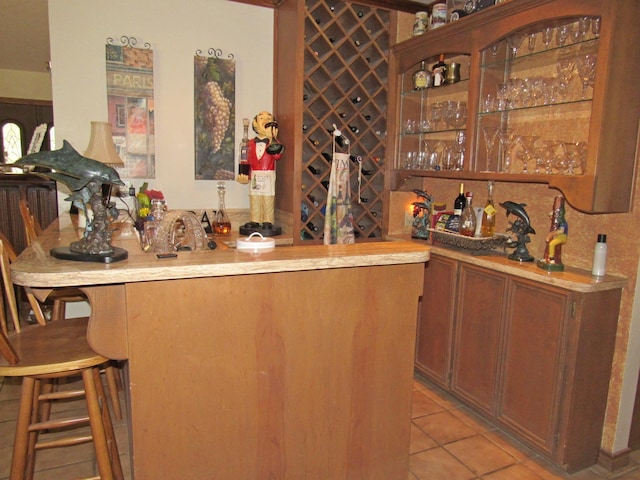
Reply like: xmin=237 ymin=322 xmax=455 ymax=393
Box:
xmin=0 ymin=174 xmax=58 ymax=254
xmin=274 ymin=0 xmax=395 ymax=243
xmin=388 ymin=0 xmax=640 ymax=213
xmin=415 ymin=252 xmax=622 ymax=472
xmin=415 ymin=255 xmax=456 ymax=389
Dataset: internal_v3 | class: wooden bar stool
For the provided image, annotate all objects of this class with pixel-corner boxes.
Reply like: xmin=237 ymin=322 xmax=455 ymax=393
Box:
xmin=15 ymin=202 xmax=123 ymax=421
xmin=0 ymin=237 xmax=124 ymax=480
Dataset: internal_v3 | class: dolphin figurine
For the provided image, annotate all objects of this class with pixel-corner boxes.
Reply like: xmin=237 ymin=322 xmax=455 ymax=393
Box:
xmin=499 ymin=200 xmax=536 ymax=235
xmin=14 ymin=140 xmax=124 ymax=190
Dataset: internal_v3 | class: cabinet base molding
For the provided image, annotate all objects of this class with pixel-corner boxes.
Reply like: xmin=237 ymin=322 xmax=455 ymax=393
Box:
xmin=597 ymin=447 xmax=631 ymax=472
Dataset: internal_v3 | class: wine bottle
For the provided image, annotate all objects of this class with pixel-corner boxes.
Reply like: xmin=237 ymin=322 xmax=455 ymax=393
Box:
xmin=363 ymin=114 xmax=371 ymax=121
xmin=412 ymin=61 xmax=429 ymax=90
xmin=354 ymin=40 xmax=361 ymax=46
xmin=308 ymin=195 xmax=320 ymax=207
xmin=348 ymin=124 xmax=359 ymax=134
xmin=308 ymin=164 xmax=321 ymax=175
xmin=338 ymin=112 xmax=347 ymax=118
xmin=361 ymin=169 xmax=372 ymax=176
xmin=453 ymin=182 xmax=466 ymax=216
xmin=459 ymin=192 xmax=477 ymax=237
xmin=480 ymin=180 xmax=496 ymax=237
xmin=309 ymin=137 xmax=320 ymax=146
xmin=432 ymin=54 xmax=447 ymax=87
xmin=321 ymin=152 xmax=333 ymax=162
xmin=237 ymin=118 xmax=250 ymax=183
xmin=351 ymin=96 xmax=362 ymax=104
xmin=307 ymin=221 xmax=319 ymax=232
xmin=321 ymin=180 xmax=330 ymax=189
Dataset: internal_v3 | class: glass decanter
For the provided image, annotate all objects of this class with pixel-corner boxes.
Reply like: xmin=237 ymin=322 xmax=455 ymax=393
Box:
xmin=213 ymin=181 xmax=231 ymax=235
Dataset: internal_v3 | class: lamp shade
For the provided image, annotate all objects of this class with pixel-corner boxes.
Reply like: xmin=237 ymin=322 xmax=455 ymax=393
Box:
xmin=84 ymin=121 xmax=124 ymax=167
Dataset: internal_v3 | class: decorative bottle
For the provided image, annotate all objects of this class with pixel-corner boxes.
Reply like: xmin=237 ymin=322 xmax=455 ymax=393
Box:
xmin=592 ymin=234 xmax=608 ymax=276
xmin=480 ymin=180 xmax=496 ymax=237
xmin=213 ymin=181 xmax=231 ymax=235
xmin=432 ymin=54 xmax=447 ymax=87
xmin=459 ymin=192 xmax=477 ymax=237
xmin=237 ymin=118 xmax=250 ymax=184
xmin=413 ymin=61 xmax=429 ymax=90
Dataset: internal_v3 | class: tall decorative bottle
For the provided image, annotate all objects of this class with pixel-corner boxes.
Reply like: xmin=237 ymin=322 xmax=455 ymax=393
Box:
xmin=213 ymin=181 xmax=231 ymax=235
xmin=480 ymin=180 xmax=496 ymax=237
xmin=237 ymin=118 xmax=250 ymax=184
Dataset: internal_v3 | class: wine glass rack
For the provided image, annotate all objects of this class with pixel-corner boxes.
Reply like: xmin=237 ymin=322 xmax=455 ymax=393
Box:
xmin=299 ymin=1 xmax=391 ymax=242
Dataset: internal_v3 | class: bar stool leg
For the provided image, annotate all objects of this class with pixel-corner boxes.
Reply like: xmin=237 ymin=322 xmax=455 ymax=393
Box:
xmin=11 ymin=377 xmax=35 ymax=480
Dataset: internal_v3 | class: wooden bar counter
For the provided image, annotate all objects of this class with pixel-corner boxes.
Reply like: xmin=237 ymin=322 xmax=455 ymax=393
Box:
xmin=11 ymin=219 xmax=430 ymax=479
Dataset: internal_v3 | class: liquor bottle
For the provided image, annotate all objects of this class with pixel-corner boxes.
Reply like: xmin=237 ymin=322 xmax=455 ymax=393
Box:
xmin=213 ymin=181 xmax=231 ymax=235
xmin=480 ymin=180 xmax=496 ymax=237
xmin=432 ymin=54 xmax=447 ymax=87
xmin=453 ymin=182 xmax=466 ymax=216
xmin=459 ymin=192 xmax=477 ymax=237
xmin=237 ymin=118 xmax=250 ymax=184
xmin=412 ymin=61 xmax=429 ymax=90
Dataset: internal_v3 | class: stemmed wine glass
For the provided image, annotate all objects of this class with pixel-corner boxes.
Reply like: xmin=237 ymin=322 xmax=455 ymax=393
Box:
xmin=507 ymin=33 xmax=525 ymax=57
xmin=516 ymin=135 xmax=539 ymax=173
xmin=576 ymin=52 xmax=598 ymax=100
xmin=541 ymin=26 xmax=554 ymax=49
xmin=498 ymin=129 xmax=516 ymax=173
xmin=482 ymin=126 xmax=499 ymax=171
xmin=556 ymin=57 xmax=575 ymax=99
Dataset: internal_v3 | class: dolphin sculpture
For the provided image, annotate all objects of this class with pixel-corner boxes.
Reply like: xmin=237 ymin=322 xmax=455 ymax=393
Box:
xmin=499 ymin=200 xmax=535 ymax=235
xmin=14 ymin=140 xmax=126 ymax=259
xmin=14 ymin=140 xmax=124 ymax=190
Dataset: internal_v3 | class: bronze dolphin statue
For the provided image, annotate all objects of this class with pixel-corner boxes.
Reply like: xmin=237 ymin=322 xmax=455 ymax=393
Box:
xmin=14 ymin=140 xmax=124 ymax=191
xmin=500 ymin=200 xmax=536 ymax=235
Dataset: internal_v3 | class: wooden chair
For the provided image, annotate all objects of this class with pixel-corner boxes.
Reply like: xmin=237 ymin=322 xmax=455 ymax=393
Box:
xmin=0 ymin=237 xmax=124 ymax=480
xmin=14 ymin=202 xmax=123 ymax=421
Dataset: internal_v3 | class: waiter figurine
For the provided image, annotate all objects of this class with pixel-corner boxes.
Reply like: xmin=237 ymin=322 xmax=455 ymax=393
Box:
xmin=246 ymin=111 xmax=284 ymax=228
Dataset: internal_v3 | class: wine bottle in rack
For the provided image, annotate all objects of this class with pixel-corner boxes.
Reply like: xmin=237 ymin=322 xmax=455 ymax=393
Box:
xmin=308 ymin=165 xmax=321 ymax=175
xmin=308 ymin=195 xmax=320 ymax=207
xmin=363 ymin=114 xmax=371 ymax=121
xmin=307 ymin=222 xmax=319 ymax=232
xmin=348 ymin=124 xmax=360 ymax=134
xmin=321 ymin=152 xmax=333 ymax=162
xmin=354 ymin=40 xmax=361 ymax=46
xmin=361 ymin=168 xmax=372 ymax=176
xmin=351 ymin=96 xmax=362 ymax=104
xmin=321 ymin=180 xmax=330 ymax=189
xmin=338 ymin=112 xmax=347 ymax=118
xmin=309 ymin=137 xmax=320 ymax=146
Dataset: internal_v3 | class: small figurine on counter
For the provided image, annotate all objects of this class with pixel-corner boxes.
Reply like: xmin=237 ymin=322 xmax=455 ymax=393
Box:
xmin=411 ymin=189 xmax=433 ymax=240
xmin=537 ymin=195 xmax=568 ymax=272
xmin=246 ymin=111 xmax=284 ymax=226
xmin=500 ymin=200 xmax=536 ymax=262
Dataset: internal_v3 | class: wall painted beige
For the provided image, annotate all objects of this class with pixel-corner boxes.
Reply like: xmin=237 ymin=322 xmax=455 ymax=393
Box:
xmin=48 ymin=0 xmax=274 ymax=212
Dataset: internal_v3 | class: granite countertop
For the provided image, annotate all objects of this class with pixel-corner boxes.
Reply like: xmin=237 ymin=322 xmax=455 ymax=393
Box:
xmin=11 ymin=218 xmax=430 ymax=288
xmin=387 ymin=234 xmax=627 ymax=293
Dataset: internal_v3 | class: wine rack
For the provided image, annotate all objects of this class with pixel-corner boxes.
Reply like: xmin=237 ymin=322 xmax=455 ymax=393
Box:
xmin=298 ymin=1 xmax=391 ymax=243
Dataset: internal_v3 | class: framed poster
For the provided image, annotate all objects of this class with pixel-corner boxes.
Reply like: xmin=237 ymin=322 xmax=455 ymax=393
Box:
xmin=194 ymin=52 xmax=235 ymax=180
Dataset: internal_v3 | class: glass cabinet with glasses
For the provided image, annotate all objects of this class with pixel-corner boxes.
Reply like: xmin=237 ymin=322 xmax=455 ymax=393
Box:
xmin=387 ymin=0 xmax=640 ymax=213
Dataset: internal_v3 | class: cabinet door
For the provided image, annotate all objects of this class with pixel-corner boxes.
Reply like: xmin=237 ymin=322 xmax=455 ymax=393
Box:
xmin=497 ymin=277 xmax=569 ymax=456
xmin=414 ymin=255 xmax=456 ymax=388
xmin=450 ymin=263 xmax=506 ymax=416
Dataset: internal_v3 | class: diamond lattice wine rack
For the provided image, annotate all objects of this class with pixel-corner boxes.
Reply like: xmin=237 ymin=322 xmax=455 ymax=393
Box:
xmin=300 ymin=1 xmax=390 ymax=242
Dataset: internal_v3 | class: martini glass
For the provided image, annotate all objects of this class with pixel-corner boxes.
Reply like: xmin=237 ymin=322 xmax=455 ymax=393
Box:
xmin=498 ymin=129 xmax=516 ymax=173
xmin=482 ymin=126 xmax=499 ymax=171
xmin=516 ymin=135 xmax=539 ymax=173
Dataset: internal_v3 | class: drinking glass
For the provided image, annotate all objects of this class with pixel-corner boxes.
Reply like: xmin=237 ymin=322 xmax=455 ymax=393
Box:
xmin=528 ymin=33 xmax=537 ymax=52
xmin=592 ymin=17 xmax=601 ymax=37
xmin=516 ymin=135 xmax=539 ymax=173
xmin=482 ymin=126 xmax=499 ymax=171
xmin=541 ymin=26 xmax=554 ymax=49
xmin=556 ymin=57 xmax=575 ymax=98
xmin=507 ymin=33 xmax=525 ymax=57
xmin=447 ymin=101 xmax=467 ymax=128
xmin=498 ymin=129 xmax=516 ymax=173
xmin=441 ymin=146 xmax=455 ymax=171
xmin=430 ymin=102 xmax=444 ymax=130
xmin=576 ymin=52 xmax=597 ymax=99
xmin=556 ymin=23 xmax=571 ymax=46
xmin=578 ymin=17 xmax=591 ymax=41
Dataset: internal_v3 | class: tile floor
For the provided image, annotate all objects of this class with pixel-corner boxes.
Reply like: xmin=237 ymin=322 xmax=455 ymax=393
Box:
xmin=0 ymin=372 xmax=639 ymax=479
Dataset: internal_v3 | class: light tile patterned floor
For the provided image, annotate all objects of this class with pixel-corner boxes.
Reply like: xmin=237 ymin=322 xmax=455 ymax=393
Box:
xmin=1 ymin=373 xmax=639 ymax=479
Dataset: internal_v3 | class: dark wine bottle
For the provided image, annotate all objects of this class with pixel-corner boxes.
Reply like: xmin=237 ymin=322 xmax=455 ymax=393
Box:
xmin=308 ymin=165 xmax=321 ymax=175
xmin=321 ymin=152 xmax=333 ymax=162
xmin=361 ymin=169 xmax=372 ymax=176
xmin=307 ymin=222 xmax=319 ymax=232
xmin=354 ymin=40 xmax=361 ymax=46
xmin=357 ymin=10 xmax=363 ymax=17
xmin=308 ymin=195 xmax=320 ymax=207
xmin=309 ymin=137 xmax=320 ymax=146
xmin=453 ymin=182 xmax=466 ymax=216
xmin=351 ymin=96 xmax=362 ymax=104
xmin=359 ymin=196 xmax=369 ymax=203
xmin=348 ymin=124 xmax=359 ymax=134
xmin=363 ymin=114 xmax=371 ymax=121
xmin=321 ymin=180 xmax=330 ymax=189
xmin=338 ymin=112 xmax=347 ymax=118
